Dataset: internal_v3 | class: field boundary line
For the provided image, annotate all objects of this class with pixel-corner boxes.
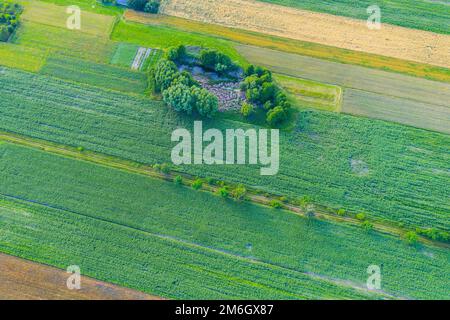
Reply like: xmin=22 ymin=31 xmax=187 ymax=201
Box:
xmin=0 ymin=131 xmax=447 ymax=249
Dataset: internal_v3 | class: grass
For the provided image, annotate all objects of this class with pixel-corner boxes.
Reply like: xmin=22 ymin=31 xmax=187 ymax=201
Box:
xmin=40 ymin=55 xmax=148 ymax=94
xmin=0 ymin=43 xmax=46 ymax=72
xmin=13 ymin=21 xmax=115 ymax=62
xmin=342 ymin=89 xmax=450 ymax=135
xmin=30 ymin=0 xmax=124 ymax=16
xmin=111 ymin=19 xmax=248 ymax=67
xmin=0 ymin=143 xmax=449 ymax=299
xmin=110 ymin=43 xmax=139 ymax=67
xmin=0 ymin=68 xmax=449 ymax=233
xmin=258 ymin=0 xmax=450 ymax=34
xmin=123 ymin=10 xmax=450 ymax=83
xmin=19 ymin=0 xmax=115 ymax=37
xmin=274 ymin=74 xmax=342 ymax=112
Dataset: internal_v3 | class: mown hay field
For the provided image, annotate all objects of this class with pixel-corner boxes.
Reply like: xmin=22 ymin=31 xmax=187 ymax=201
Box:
xmin=40 ymin=56 xmax=148 ymax=94
xmin=0 ymin=143 xmax=449 ymax=299
xmin=258 ymin=0 xmax=450 ymax=34
xmin=0 ymin=68 xmax=449 ymax=232
xmin=0 ymin=43 xmax=46 ymax=72
xmin=274 ymin=74 xmax=342 ymax=112
xmin=124 ymin=10 xmax=450 ymax=83
xmin=343 ymin=89 xmax=450 ymax=134
xmin=0 ymin=253 xmax=160 ymax=300
xmin=160 ymin=0 xmax=450 ymax=68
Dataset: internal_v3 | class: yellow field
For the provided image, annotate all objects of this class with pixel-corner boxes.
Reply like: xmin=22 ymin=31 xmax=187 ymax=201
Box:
xmin=124 ymin=10 xmax=450 ymax=83
xmin=160 ymin=0 xmax=450 ymax=69
xmin=0 ymin=43 xmax=46 ymax=72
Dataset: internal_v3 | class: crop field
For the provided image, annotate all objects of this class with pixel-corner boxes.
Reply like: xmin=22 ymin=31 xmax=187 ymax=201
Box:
xmin=111 ymin=20 xmax=247 ymax=66
xmin=19 ymin=0 xmax=115 ymax=37
xmin=0 ymin=253 xmax=159 ymax=300
xmin=274 ymin=74 xmax=342 ymax=112
xmin=13 ymin=21 xmax=115 ymax=63
xmin=124 ymin=10 xmax=450 ymax=83
xmin=343 ymin=89 xmax=450 ymax=134
xmin=0 ymin=68 xmax=449 ymax=232
xmin=257 ymin=0 xmax=450 ymax=34
xmin=0 ymin=43 xmax=46 ymax=72
xmin=160 ymin=0 xmax=450 ymax=68
xmin=237 ymin=45 xmax=450 ymax=132
xmin=40 ymin=56 xmax=148 ymax=94
xmin=110 ymin=43 xmax=140 ymax=67
xmin=0 ymin=143 xmax=449 ymax=299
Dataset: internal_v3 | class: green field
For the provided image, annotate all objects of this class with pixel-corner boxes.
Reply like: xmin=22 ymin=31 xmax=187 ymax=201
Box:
xmin=275 ymin=74 xmax=342 ymax=112
xmin=111 ymin=20 xmax=247 ymax=66
xmin=0 ymin=43 xmax=46 ymax=72
xmin=0 ymin=68 xmax=449 ymax=233
xmin=40 ymin=55 xmax=148 ymax=94
xmin=258 ymin=0 xmax=450 ymax=34
xmin=343 ymin=89 xmax=450 ymax=134
xmin=31 ymin=0 xmax=124 ymax=15
xmin=110 ymin=43 xmax=140 ymax=67
xmin=0 ymin=143 xmax=448 ymax=299
xmin=13 ymin=21 xmax=115 ymax=62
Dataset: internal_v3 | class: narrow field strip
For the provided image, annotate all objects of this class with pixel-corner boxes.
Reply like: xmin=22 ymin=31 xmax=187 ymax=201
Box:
xmin=0 ymin=143 xmax=448 ymax=299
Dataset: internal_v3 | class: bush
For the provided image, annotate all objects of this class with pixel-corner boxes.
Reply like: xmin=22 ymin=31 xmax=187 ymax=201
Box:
xmin=362 ymin=220 xmax=373 ymax=232
xmin=153 ymin=59 xmax=178 ymax=92
xmin=191 ymin=179 xmax=203 ymax=190
xmin=127 ymin=0 xmax=148 ymax=11
xmin=355 ymin=212 xmax=366 ymax=221
xmin=159 ymin=163 xmax=171 ymax=174
xmin=240 ymin=102 xmax=254 ymax=118
xmin=167 ymin=45 xmax=187 ymax=63
xmin=144 ymin=0 xmax=160 ymax=14
xmin=231 ymin=185 xmax=246 ymax=201
xmin=174 ymin=175 xmax=183 ymax=185
xmin=337 ymin=209 xmax=346 ymax=216
xmin=217 ymin=187 xmax=229 ymax=198
xmin=270 ymin=200 xmax=282 ymax=209
xmin=266 ymin=106 xmax=286 ymax=126
xmin=199 ymin=49 xmax=236 ymax=74
xmin=405 ymin=231 xmax=419 ymax=245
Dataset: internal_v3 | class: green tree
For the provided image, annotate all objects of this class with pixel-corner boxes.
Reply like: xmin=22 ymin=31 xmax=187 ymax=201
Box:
xmin=127 ymin=0 xmax=148 ymax=11
xmin=266 ymin=106 xmax=286 ymax=126
xmin=153 ymin=59 xmax=178 ymax=92
xmin=144 ymin=0 xmax=160 ymax=14
xmin=192 ymin=179 xmax=203 ymax=190
xmin=405 ymin=231 xmax=418 ymax=245
xmin=217 ymin=187 xmax=229 ymax=198
xmin=174 ymin=175 xmax=183 ymax=185
xmin=162 ymin=83 xmax=194 ymax=114
xmin=231 ymin=185 xmax=246 ymax=201
xmin=240 ymin=102 xmax=254 ymax=118
xmin=192 ymin=87 xmax=218 ymax=118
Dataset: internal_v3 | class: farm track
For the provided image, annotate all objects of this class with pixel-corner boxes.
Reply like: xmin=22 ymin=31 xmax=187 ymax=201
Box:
xmin=0 ymin=131 xmax=447 ymax=249
xmin=160 ymin=0 xmax=450 ymax=68
xmin=0 ymin=252 xmax=161 ymax=300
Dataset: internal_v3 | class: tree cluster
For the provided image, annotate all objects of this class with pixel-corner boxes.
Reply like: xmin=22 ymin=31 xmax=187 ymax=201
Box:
xmin=240 ymin=65 xmax=291 ymax=126
xmin=127 ymin=0 xmax=160 ymax=14
xmin=0 ymin=2 xmax=21 ymax=42
xmin=199 ymin=49 xmax=238 ymax=76
xmin=153 ymin=58 xmax=218 ymax=118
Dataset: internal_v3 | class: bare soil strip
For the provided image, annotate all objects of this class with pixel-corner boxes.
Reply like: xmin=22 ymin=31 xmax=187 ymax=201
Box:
xmin=0 ymin=253 xmax=162 ymax=300
xmin=160 ymin=0 xmax=450 ymax=68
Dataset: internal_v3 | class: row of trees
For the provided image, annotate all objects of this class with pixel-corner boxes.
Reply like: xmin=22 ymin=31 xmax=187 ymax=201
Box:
xmin=153 ymin=59 xmax=218 ymax=117
xmin=127 ymin=0 xmax=160 ymax=14
xmin=0 ymin=2 xmax=21 ymax=42
xmin=240 ymin=65 xmax=291 ymax=126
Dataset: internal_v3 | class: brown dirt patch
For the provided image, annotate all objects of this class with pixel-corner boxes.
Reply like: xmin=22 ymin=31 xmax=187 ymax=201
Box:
xmin=0 ymin=253 xmax=162 ymax=300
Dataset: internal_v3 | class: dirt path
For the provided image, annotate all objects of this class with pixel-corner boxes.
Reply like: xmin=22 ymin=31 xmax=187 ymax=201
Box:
xmin=0 ymin=253 xmax=162 ymax=300
xmin=160 ymin=0 xmax=450 ymax=68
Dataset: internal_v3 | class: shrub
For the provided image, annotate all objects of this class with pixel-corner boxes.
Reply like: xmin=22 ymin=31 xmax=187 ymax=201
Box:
xmin=231 ymin=185 xmax=246 ymax=201
xmin=240 ymin=102 xmax=254 ymax=118
xmin=270 ymin=200 xmax=282 ymax=209
xmin=362 ymin=220 xmax=373 ymax=232
xmin=337 ymin=209 xmax=346 ymax=216
xmin=174 ymin=175 xmax=183 ymax=185
xmin=266 ymin=106 xmax=286 ymax=126
xmin=167 ymin=45 xmax=187 ymax=63
xmin=405 ymin=231 xmax=419 ymax=245
xmin=144 ymin=0 xmax=160 ymax=14
xmin=159 ymin=163 xmax=171 ymax=174
xmin=355 ymin=212 xmax=366 ymax=221
xmin=127 ymin=0 xmax=148 ymax=11
xmin=217 ymin=187 xmax=229 ymax=198
xmin=191 ymin=178 xmax=203 ymax=190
